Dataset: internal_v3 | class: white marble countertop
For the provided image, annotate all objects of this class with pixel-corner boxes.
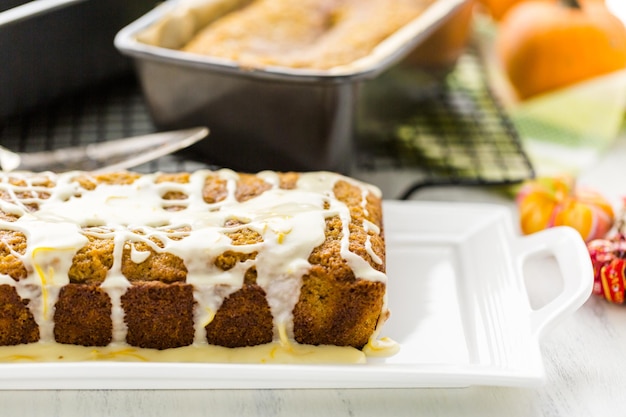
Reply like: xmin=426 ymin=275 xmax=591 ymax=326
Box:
xmin=5 ymin=134 xmax=626 ymax=416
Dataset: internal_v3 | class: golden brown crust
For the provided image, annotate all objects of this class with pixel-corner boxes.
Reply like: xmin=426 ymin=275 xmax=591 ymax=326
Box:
xmin=156 ymin=173 xmax=191 ymax=184
xmin=72 ymin=172 xmax=142 ymax=191
xmin=307 ymin=216 xmax=355 ymax=282
xmin=92 ymin=172 xmax=142 ymax=186
xmin=1 ymin=175 xmax=55 ymax=206
xmin=224 ymin=226 xmax=263 ymax=246
xmin=122 ymin=282 xmax=196 ymax=350
xmin=121 ymin=241 xmax=188 ymax=283
xmin=291 ymin=179 xmax=385 ymax=348
xmin=278 ymin=172 xmax=300 ymax=189
xmin=53 ymin=284 xmax=113 ymax=346
xmin=182 ymin=0 xmax=433 ymax=70
xmin=157 ymin=173 xmax=191 ymax=203
xmin=205 ymin=284 xmax=274 ymax=347
xmin=0 ymin=210 xmax=19 ymax=222
xmin=69 ymin=235 xmax=114 ymax=285
xmin=0 ymin=230 xmax=28 ymax=281
xmin=203 ymin=174 xmax=229 ymax=204
xmin=293 ymin=271 xmax=385 ymax=348
xmin=235 ymin=173 xmax=272 ymax=202
xmin=214 ymin=250 xmax=258 ymax=271
xmin=333 ymin=180 xmax=385 ymax=272
xmin=0 ymin=285 xmax=39 ymax=345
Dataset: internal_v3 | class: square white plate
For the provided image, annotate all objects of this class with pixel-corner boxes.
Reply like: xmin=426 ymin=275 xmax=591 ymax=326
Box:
xmin=0 ymin=201 xmax=593 ymax=390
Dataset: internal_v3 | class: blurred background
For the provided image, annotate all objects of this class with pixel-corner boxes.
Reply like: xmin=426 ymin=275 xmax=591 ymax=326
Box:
xmin=0 ymin=0 xmax=624 ymax=200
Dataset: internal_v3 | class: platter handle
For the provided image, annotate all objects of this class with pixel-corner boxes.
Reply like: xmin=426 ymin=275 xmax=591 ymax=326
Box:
xmin=514 ymin=226 xmax=594 ymax=339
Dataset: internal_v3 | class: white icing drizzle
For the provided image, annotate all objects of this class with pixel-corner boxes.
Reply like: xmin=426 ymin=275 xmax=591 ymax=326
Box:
xmin=0 ymin=169 xmax=388 ymax=352
xmin=129 ymin=244 xmax=151 ymax=264
xmin=363 ymin=219 xmax=383 ymax=266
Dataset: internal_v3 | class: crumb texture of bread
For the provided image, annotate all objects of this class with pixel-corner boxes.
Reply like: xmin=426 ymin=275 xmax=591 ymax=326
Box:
xmin=0 ymin=285 xmax=39 ymax=345
xmin=53 ymin=284 xmax=113 ymax=346
xmin=0 ymin=169 xmax=387 ymax=354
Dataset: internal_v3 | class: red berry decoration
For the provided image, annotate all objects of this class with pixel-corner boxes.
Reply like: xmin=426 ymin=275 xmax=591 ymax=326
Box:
xmin=588 ymin=238 xmax=616 ymax=296
xmin=588 ymin=234 xmax=626 ymax=304
xmin=601 ymin=258 xmax=626 ymax=304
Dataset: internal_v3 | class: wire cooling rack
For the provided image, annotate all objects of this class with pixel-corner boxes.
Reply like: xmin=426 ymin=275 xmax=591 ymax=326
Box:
xmin=0 ymin=77 xmax=211 ymax=174
xmin=0 ymin=47 xmax=534 ymax=199
xmin=354 ymin=48 xmax=535 ymax=199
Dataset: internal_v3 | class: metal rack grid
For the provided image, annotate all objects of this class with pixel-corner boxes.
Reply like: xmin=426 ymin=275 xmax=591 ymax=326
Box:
xmin=355 ymin=48 xmax=535 ymax=199
xmin=0 ymin=48 xmax=534 ymax=198
xmin=0 ymin=76 xmax=211 ymax=174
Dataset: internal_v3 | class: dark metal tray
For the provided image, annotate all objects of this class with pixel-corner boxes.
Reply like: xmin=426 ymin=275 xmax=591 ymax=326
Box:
xmin=0 ymin=0 xmax=156 ymax=118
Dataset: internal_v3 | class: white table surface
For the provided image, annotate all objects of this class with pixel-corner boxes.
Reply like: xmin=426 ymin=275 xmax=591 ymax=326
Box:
xmin=4 ymin=135 xmax=626 ymax=417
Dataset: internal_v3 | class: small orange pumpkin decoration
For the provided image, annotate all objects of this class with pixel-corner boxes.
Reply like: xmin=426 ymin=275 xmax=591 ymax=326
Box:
xmin=516 ymin=176 xmax=615 ymax=241
xmin=496 ymin=0 xmax=626 ymax=100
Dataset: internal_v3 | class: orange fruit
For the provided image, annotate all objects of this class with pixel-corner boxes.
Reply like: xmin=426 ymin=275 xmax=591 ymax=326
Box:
xmin=478 ymin=0 xmax=604 ymax=21
xmin=496 ymin=0 xmax=626 ymax=100
xmin=409 ymin=0 xmax=475 ymax=68
xmin=477 ymin=0 xmax=537 ymax=20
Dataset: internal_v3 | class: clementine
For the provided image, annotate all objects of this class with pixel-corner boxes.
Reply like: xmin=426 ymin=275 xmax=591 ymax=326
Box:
xmin=496 ymin=0 xmax=626 ymax=100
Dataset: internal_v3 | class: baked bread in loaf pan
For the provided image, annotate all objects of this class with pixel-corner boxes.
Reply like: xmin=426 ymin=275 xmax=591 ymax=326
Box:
xmin=0 ymin=170 xmax=388 ymax=359
xmin=114 ymin=0 xmax=470 ymax=172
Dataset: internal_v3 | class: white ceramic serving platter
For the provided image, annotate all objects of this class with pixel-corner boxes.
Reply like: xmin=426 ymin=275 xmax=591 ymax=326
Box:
xmin=0 ymin=201 xmax=592 ymax=390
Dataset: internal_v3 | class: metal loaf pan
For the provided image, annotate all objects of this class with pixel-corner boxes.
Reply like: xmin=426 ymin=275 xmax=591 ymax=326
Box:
xmin=115 ymin=0 xmax=470 ymax=172
xmin=0 ymin=0 xmax=156 ymax=118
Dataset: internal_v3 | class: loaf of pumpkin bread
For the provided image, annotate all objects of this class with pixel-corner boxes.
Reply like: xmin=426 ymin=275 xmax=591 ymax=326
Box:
xmin=0 ymin=170 xmax=387 ymax=354
xmin=181 ymin=0 xmax=435 ymax=70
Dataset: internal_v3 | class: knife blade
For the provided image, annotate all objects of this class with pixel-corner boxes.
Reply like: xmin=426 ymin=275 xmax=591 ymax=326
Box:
xmin=0 ymin=127 xmax=209 ymax=173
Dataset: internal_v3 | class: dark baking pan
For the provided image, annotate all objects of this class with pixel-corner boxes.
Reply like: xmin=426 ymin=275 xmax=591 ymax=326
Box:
xmin=0 ymin=0 xmax=156 ymax=118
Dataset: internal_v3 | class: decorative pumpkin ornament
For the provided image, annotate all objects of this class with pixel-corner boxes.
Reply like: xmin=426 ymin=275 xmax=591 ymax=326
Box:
xmin=496 ymin=0 xmax=626 ymax=100
xmin=516 ymin=176 xmax=615 ymax=241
